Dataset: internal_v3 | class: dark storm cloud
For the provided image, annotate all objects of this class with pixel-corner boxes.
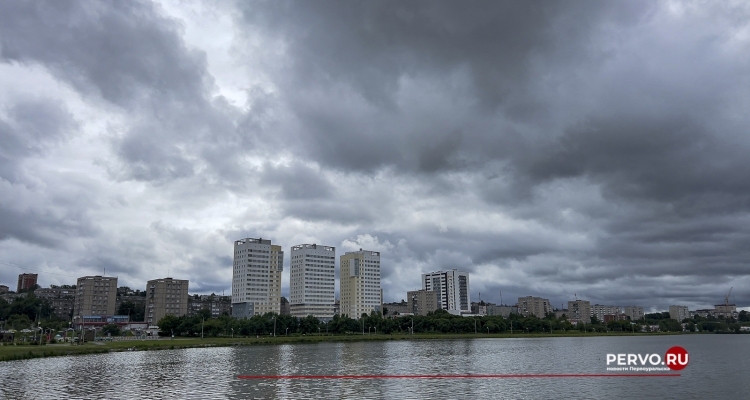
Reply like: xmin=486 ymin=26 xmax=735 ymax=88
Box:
xmin=0 ymin=99 xmax=75 ymax=182
xmin=0 ymin=0 xmax=258 ymax=184
xmin=260 ymin=162 xmax=333 ymax=200
xmin=1 ymin=0 xmax=748 ymax=310
xmin=236 ymin=0 xmax=652 ymax=173
xmin=0 ymin=0 xmax=206 ymax=108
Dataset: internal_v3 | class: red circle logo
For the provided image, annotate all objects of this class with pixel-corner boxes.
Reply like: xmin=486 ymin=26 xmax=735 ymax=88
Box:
xmin=665 ymin=346 xmax=689 ymax=371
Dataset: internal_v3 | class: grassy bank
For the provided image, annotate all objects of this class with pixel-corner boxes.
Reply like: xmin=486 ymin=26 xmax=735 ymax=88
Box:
xmin=0 ymin=331 xmax=682 ymax=362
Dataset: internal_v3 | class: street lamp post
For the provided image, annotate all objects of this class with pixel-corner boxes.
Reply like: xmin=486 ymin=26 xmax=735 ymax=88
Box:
xmin=273 ymin=316 xmax=276 ymax=337
xmin=201 ymin=316 xmax=204 ymax=339
xmin=285 ymin=328 xmax=288 ymax=336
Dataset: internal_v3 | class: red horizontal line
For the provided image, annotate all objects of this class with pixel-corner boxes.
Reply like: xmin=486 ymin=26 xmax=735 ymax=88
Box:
xmin=237 ymin=374 xmax=680 ymax=379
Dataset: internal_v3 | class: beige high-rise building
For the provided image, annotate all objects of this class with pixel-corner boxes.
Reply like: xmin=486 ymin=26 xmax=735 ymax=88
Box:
xmin=231 ymin=238 xmax=284 ymax=318
xmin=146 ymin=277 xmax=189 ymax=326
xmin=74 ymin=275 xmax=118 ymax=317
xmin=340 ymin=249 xmax=381 ymax=318
xmin=407 ymin=289 xmax=439 ymax=316
xmin=568 ymin=300 xmax=592 ymax=323
xmin=518 ymin=296 xmax=551 ymax=318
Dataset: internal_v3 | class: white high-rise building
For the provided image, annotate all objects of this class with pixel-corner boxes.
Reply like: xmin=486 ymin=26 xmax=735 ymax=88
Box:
xmin=422 ymin=270 xmax=470 ymax=314
xmin=290 ymin=244 xmax=336 ymax=321
xmin=231 ymin=237 xmax=283 ymax=318
xmin=340 ymin=249 xmax=381 ymax=318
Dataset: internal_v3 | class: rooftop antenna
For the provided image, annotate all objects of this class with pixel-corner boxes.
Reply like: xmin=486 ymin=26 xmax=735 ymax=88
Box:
xmin=103 ymin=267 xmax=106 ymax=276
xmin=500 ymin=291 xmax=503 ymax=306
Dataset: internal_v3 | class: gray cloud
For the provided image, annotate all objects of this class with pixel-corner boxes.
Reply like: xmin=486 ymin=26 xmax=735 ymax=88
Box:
xmin=0 ymin=0 xmax=748 ymax=312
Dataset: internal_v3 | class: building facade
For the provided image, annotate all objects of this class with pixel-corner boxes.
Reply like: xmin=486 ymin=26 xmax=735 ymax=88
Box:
xmin=568 ymin=300 xmax=592 ymax=323
xmin=518 ymin=296 xmax=551 ymax=318
xmin=340 ymin=249 xmax=381 ymax=318
xmin=280 ymin=296 xmax=290 ymax=315
xmin=74 ymin=276 xmax=118 ymax=318
xmin=488 ymin=304 xmax=518 ymax=318
xmin=290 ymin=244 xmax=336 ymax=321
xmin=591 ymin=304 xmax=622 ymax=322
xmin=35 ymin=287 xmax=76 ymax=320
xmin=669 ymin=305 xmax=690 ymax=322
xmin=408 ymin=290 xmax=439 ymax=316
xmin=231 ymin=238 xmax=284 ymax=318
xmin=146 ymin=278 xmax=189 ymax=326
xmin=714 ymin=304 xmax=737 ymax=319
xmin=17 ymin=273 xmax=38 ymax=292
xmin=623 ymin=306 xmax=645 ymax=321
xmin=422 ymin=270 xmax=470 ymax=314
xmin=383 ymin=300 xmax=409 ymax=316
xmin=187 ymin=294 xmax=231 ymax=318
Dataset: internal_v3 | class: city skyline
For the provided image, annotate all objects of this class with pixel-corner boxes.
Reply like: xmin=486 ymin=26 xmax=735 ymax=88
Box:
xmin=1 ymin=1 xmax=749 ymax=312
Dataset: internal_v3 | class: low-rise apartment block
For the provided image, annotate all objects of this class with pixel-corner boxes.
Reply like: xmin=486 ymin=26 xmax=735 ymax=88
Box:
xmin=518 ymin=296 xmax=551 ymax=318
xmin=591 ymin=304 xmax=622 ymax=322
xmin=408 ymin=289 xmax=439 ymax=316
xmin=669 ymin=305 xmax=690 ymax=322
xmin=568 ymin=300 xmax=591 ymax=323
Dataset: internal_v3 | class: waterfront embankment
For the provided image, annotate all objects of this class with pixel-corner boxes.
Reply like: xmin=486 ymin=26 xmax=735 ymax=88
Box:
xmin=0 ymin=331 xmax=683 ymax=362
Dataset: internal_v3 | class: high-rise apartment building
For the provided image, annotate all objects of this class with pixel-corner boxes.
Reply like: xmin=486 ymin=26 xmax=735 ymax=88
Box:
xmin=74 ymin=276 xmax=118 ymax=317
xmin=517 ymin=296 xmax=551 ymax=318
xmin=17 ymin=273 xmax=38 ymax=292
xmin=591 ymin=304 xmax=622 ymax=322
xmin=290 ymin=244 xmax=336 ymax=321
xmin=146 ymin=277 xmax=189 ymax=326
xmin=231 ymin=238 xmax=283 ymax=318
xmin=340 ymin=249 xmax=381 ymax=318
xmin=669 ymin=305 xmax=690 ymax=322
xmin=407 ymin=289 xmax=439 ymax=316
xmin=568 ymin=300 xmax=592 ymax=323
xmin=624 ymin=306 xmax=644 ymax=321
xmin=422 ymin=270 xmax=470 ymax=314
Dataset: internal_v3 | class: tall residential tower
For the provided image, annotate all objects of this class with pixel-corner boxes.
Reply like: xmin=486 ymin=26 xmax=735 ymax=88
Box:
xmin=290 ymin=244 xmax=336 ymax=321
xmin=422 ymin=270 xmax=470 ymax=314
xmin=340 ymin=249 xmax=381 ymax=318
xmin=231 ymin=237 xmax=283 ymax=318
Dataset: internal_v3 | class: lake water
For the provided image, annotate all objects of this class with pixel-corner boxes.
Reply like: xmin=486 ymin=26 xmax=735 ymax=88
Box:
xmin=1 ymin=335 xmax=748 ymax=398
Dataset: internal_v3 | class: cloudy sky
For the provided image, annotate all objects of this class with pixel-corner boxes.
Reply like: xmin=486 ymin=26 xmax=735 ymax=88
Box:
xmin=1 ymin=0 xmax=748 ymax=311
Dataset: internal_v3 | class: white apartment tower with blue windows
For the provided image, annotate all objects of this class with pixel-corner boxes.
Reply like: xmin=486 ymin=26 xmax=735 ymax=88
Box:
xmin=290 ymin=243 xmax=336 ymax=322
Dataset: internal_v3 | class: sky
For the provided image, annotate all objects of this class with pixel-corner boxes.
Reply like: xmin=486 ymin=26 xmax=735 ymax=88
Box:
xmin=1 ymin=0 xmax=749 ymax=312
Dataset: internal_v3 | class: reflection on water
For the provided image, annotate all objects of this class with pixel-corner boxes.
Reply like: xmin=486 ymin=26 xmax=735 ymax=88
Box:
xmin=1 ymin=335 xmax=748 ymax=399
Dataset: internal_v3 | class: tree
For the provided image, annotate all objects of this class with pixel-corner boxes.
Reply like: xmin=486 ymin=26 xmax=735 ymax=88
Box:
xmin=101 ymin=324 xmax=121 ymax=336
xmin=157 ymin=315 xmax=181 ymax=335
xmin=117 ymin=301 xmax=145 ymax=322
xmin=299 ymin=315 xmax=321 ymax=334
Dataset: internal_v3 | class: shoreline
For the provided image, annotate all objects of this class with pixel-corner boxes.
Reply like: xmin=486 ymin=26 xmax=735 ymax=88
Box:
xmin=0 ymin=331 xmax=687 ymax=362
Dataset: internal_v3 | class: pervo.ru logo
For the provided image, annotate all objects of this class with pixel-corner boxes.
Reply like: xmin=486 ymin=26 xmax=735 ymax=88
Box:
xmin=606 ymin=346 xmax=689 ymax=371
